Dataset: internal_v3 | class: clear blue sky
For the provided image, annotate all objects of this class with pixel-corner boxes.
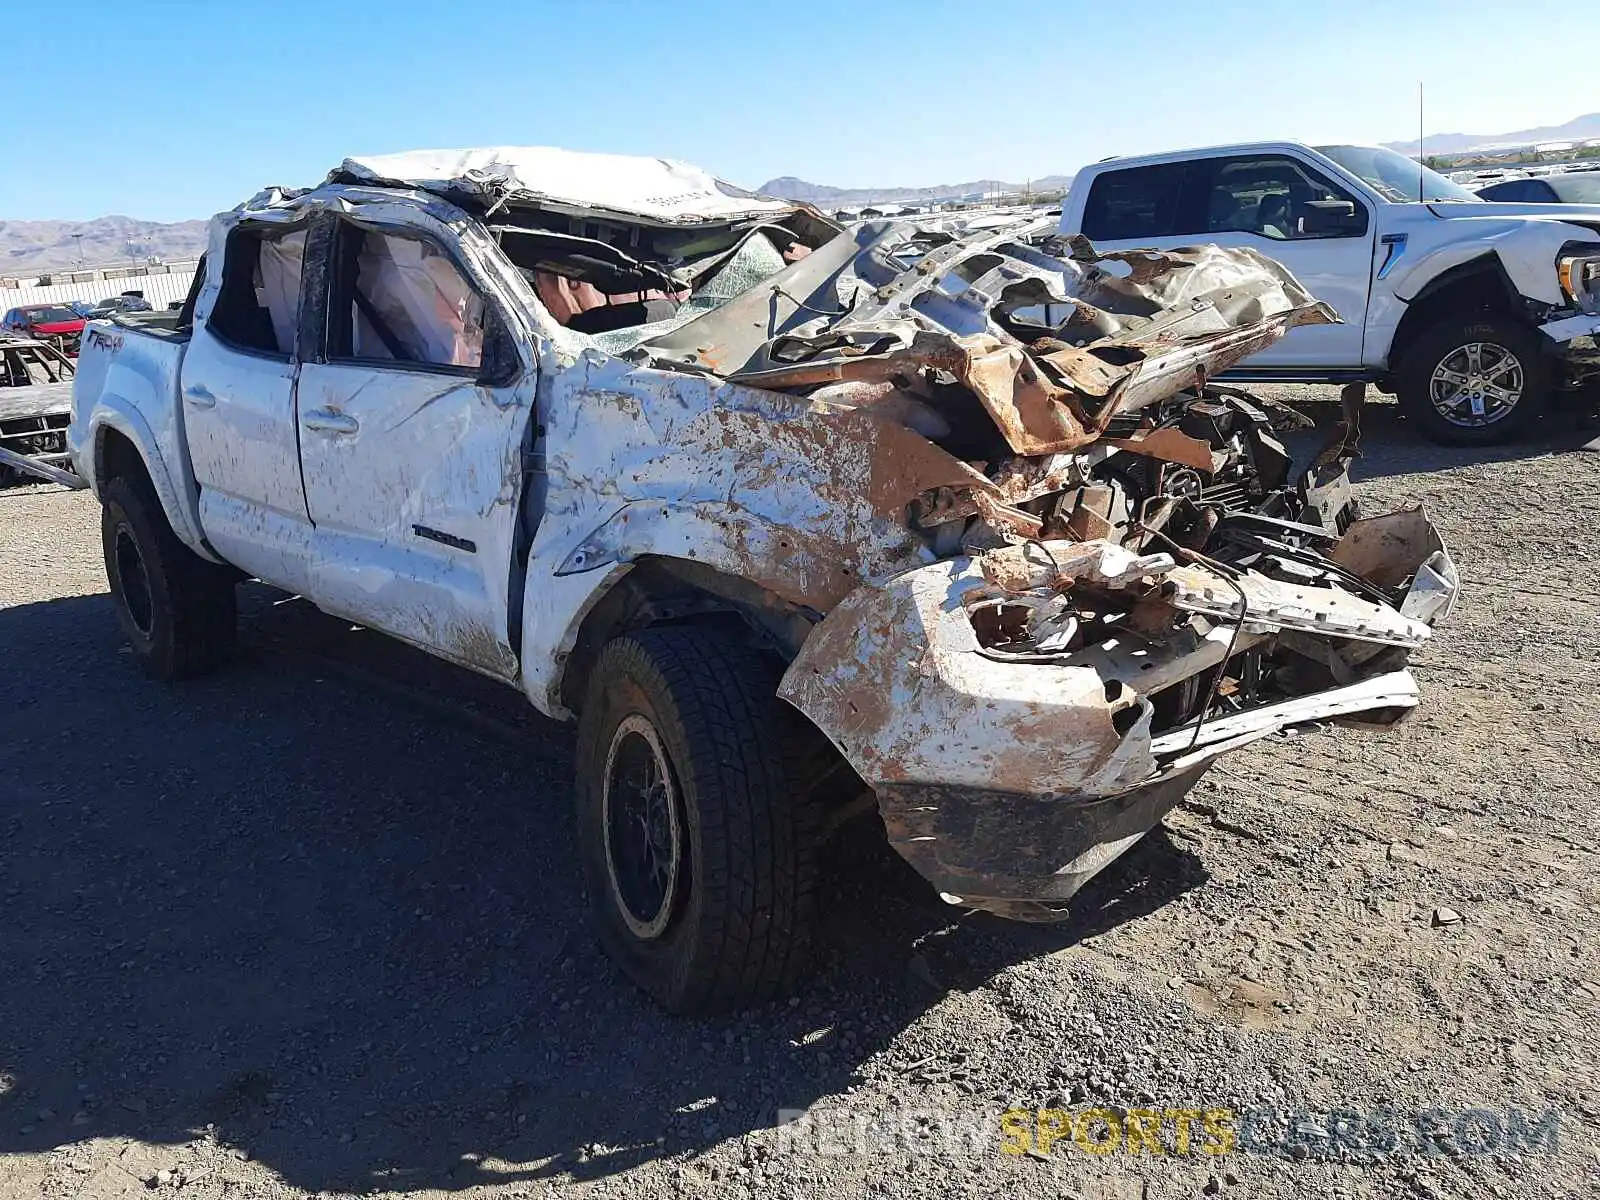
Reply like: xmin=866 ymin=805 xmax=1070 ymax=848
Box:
xmin=5 ymin=0 xmax=1589 ymax=222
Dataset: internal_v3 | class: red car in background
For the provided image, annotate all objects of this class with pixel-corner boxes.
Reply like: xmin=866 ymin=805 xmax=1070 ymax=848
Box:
xmin=1 ymin=304 xmax=87 ymax=354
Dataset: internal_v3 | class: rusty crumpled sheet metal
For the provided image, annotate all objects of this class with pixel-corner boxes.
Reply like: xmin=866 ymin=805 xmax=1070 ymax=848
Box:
xmin=642 ymin=215 xmax=1336 ymax=455
xmin=779 ymin=537 xmax=1442 ymax=799
xmin=974 ymin=537 xmax=1437 ymax=648
xmin=536 ymin=353 xmax=1008 ymax=607
xmin=776 ymin=555 xmax=1161 ymax=802
xmin=777 ymin=511 xmax=1457 ymax=914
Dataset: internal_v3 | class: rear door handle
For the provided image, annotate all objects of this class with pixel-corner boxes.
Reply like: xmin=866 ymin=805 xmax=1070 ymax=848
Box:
xmin=301 ymin=409 xmax=359 ymax=435
xmin=183 ymin=385 xmax=216 ymax=409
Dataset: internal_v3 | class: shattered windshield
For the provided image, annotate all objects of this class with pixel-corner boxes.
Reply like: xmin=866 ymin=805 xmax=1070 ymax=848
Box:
xmin=1315 ymin=145 xmax=1481 ymax=203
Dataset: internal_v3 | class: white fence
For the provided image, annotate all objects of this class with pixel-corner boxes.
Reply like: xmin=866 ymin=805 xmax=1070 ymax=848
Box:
xmin=0 ymin=262 xmax=199 ymax=312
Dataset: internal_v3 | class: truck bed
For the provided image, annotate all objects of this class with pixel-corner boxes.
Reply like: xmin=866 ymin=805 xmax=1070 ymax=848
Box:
xmin=104 ymin=310 xmax=191 ymax=341
xmin=67 ymin=317 xmax=193 ymax=507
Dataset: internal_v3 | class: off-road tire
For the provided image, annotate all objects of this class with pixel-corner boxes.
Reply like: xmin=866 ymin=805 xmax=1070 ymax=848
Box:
xmin=1396 ymin=315 xmax=1549 ymax=446
xmin=574 ymin=625 xmax=818 ymax=1013
xmin=100 ymin=475 xmax=236 ymax=680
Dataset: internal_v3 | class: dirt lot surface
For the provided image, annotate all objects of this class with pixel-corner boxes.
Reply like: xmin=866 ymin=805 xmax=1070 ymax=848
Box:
xmin=1 ymin=391 xmax=1597 ymax=1200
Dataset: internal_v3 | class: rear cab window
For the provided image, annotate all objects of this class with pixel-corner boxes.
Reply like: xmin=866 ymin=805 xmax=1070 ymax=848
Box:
xmin=1081 ymin=162 xmax=1188 ymax=240
xmin=1480 ymin=180 xmax=1533 ymax=202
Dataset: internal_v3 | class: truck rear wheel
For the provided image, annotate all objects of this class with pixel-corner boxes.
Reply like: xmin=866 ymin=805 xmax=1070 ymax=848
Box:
xmin=574 ymin=626 xmax=818 ymax=1013
xmin=1396 ymin=316 xmax=1549 ymax=446
xmin=100 ymin=476 xmax=236 ymax=680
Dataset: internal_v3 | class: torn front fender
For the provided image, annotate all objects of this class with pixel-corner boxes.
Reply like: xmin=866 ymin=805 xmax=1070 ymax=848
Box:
xmin=777 ymin=558 xmax=1161 ymax=801
xmin=534 ymin=357 xmax=1001 ymax=612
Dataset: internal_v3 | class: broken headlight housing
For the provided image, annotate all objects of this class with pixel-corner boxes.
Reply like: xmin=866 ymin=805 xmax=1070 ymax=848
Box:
xmin=1557 ymin=246 xmax=1600 ymax=314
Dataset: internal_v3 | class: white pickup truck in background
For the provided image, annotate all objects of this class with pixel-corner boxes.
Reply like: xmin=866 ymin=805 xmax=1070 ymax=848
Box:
xmin=1060 ymin=142 xmax=1600 ymax=444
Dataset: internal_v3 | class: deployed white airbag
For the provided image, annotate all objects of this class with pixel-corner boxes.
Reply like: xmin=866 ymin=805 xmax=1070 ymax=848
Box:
xmin=256 ymin=230 xmax=306 ymax=355
xmin=353 ymin=233 xmax=483 ymax=369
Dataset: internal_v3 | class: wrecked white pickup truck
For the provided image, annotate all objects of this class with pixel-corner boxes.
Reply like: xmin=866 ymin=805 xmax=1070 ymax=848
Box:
xmin=70 ymin=147 xmax=1456 ymax=1012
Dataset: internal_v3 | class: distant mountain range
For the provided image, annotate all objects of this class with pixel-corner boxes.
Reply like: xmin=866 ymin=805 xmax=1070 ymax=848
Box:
xmin=0 ymin=216 xmax=209 ymax=277
xmin=1 ymin=177 xmax=1072 ymax=277
xmin=1384 ymin=112 xmax=1600 ymax=156
xmin=7 ymin=114 xmax=1594 ymax=275
xmin=757 ymin=174 xmax=1073 ymax=208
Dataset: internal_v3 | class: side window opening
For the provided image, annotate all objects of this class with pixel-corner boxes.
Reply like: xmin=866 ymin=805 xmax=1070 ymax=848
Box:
xmin=1081 ymin=162 xmax=1189 ymax=241
xmin=529 ymin=269 xmax=687 ymax=336
xmin=326 ymin=225 xmax=485 ymax=371
xmin=1196 ymin=156 xmax=1367 ymax=240
xmin=207 ymin=227 xmax=306 ymax=357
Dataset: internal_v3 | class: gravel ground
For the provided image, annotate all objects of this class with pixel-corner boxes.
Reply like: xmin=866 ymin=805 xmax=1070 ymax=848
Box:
xmin=1 ymin=390 xmax=1597 ymax=1200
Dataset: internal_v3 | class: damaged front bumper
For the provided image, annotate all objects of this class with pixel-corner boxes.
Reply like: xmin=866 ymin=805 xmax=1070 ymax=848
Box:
xmin=778 ymin=508 xmax=1456 ymax=919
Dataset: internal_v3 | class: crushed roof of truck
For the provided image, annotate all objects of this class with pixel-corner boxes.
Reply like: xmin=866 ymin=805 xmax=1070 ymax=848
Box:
xmin=326 ymin=146 xmax=801 ymax=227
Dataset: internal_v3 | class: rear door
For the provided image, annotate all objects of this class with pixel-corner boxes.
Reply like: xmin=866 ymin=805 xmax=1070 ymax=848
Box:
xmin=294 ymin=215 xmax=534 ymax=681
xmin=1080 ymin=154 xmax=1375 ymax=367
xmin=182 ymin=220 xmax=316 ymax=588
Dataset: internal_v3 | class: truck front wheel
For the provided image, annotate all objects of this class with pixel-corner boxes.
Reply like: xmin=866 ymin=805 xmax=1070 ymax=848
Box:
xmin=1396 ymin=316 xmax=1549 ymax=446
xmin=574 ymin=626 xmax=818 ymax=1013
xmin=100 ymin=476 xmax=236 ymax=680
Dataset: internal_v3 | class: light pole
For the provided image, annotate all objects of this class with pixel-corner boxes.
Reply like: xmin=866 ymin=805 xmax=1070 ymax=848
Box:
xmin=72 ymin=233 xmax=84 ymax=269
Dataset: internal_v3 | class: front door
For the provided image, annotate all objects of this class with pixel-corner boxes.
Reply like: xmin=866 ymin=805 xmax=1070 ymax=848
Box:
xmin=1080 ymin=154 xmax=1376 ymax=367
xmin=295 ymin=217 xmax=534 ymax=680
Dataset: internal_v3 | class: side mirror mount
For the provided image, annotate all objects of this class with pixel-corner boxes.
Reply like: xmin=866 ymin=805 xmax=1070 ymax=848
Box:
xmin=477 ymin=305 xmax=524 ymax=388
xmin=1300 ymin=199 xmax=1366 ymax=236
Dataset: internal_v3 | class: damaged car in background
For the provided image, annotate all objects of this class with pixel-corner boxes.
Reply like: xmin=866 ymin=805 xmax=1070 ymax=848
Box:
xmin=0 ymin=333 xmax=78 ymax=486
xmin=68 ymin=146 xmax=1456 ymax=1012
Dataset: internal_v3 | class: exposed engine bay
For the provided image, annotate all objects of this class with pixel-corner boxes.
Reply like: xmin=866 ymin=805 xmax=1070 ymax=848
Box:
xmin=940 ymin=387 xmax=1453 ymax=740
xmin=724 ymin=218 xmax=1459 ymax=919
xmin=777 ymin=386 xmax=1457 ymax=919
xmin=500 ymin=203 xmax=1458 ymax=920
